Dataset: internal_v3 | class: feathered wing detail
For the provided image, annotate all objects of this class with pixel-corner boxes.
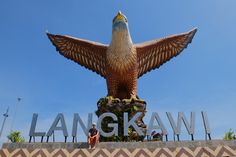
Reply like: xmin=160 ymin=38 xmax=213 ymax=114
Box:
xmin=136 ymin=28 xmax=197 ymax=78
xmin=47 ymin=33 xmax=108 ymax=78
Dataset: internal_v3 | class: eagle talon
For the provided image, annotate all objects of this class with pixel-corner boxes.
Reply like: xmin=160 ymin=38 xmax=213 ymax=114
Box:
xmin=134 ymin=98 xmax=146 ymax=104
xmin=130 ymin=95 xmax=146 ymax=104
xmin=112 ymin=98 xmax=121 ymax=103
xmin=106 ymin=96 xmax=120 ymax=103
xmin=122 ymin=98 xmax=132 ymax=104
xmin=122 ymin=95 xmax=142 ymax=104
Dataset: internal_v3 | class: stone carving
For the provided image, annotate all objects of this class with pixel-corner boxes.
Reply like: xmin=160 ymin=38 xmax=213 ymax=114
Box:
xmin=96 ymin=97 xmax=146 ymax=141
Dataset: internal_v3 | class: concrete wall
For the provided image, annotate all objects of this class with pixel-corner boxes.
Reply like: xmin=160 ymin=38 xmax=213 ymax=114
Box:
xmin=1 ymin=140 xmax=236 ymax=157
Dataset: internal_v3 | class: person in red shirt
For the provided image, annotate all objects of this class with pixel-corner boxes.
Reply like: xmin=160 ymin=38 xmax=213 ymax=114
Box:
xmin=88 ymin=122 xmax=99 ymax=149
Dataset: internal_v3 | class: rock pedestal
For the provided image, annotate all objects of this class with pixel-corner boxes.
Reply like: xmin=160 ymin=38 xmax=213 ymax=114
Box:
xmin=95 ymin=97 xmax=147 ymax=142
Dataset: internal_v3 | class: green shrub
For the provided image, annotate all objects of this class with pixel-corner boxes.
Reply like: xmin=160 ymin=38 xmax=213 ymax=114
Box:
xmin=7 ymin=131 xmax=25 ymax=143
xmin=223 ymin=129 xmax=236 ymax=140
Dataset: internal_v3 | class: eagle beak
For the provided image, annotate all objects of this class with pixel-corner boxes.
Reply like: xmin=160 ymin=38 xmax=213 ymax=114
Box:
xmin=116 ymin=11 xmax=123 ymax=21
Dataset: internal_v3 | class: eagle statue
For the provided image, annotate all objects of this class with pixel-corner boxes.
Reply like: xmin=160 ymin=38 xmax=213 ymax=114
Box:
xmin=47 ymin=11 xmax=197 ymax=100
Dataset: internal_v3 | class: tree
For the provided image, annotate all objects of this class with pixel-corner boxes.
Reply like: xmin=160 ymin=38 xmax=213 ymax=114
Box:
xmin=223 ymin=129 xmax=236 ymax=140
xmin=7 ymin=131 xmax=25 ymax=143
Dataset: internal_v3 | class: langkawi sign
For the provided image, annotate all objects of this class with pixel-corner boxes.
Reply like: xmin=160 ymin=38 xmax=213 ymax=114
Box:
xmin=29 ymin=112 xmax=211 ymax=142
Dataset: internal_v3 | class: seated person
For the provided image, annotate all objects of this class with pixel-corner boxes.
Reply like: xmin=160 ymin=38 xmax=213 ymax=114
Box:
xmin=88 ymin=122 xmax=99 ymax=149
xmin=147 ymin=130 xmax=156 ymax=141
xmin=153 ymin=131 xmax=163 ymax=141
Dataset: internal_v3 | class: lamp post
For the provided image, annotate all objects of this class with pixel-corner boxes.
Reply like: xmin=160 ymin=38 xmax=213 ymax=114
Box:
xmin=0 ymin=107 xmax=9 ymax=139
xmin=10 ymin=98 xmax=21 ymax=132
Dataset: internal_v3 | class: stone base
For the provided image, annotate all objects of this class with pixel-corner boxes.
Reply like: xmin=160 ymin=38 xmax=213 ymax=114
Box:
xmin=96 ymin=97 xmax=147 ymax=142
xmin=1 ymin=140 xmax=236 ymax=157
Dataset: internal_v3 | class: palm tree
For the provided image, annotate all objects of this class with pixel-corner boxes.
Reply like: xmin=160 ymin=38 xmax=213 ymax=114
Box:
xmin=223 ymin=129 xmax=236 ymax=140
xmin=7 ymin=131 xmax=25 ymax=143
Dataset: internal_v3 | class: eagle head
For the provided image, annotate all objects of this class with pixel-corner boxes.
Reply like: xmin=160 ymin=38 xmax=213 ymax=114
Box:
xmin=112 ymin=11 xmax=129 ymax=32
xmin=111 ymin=11 xmax=132 ymax=44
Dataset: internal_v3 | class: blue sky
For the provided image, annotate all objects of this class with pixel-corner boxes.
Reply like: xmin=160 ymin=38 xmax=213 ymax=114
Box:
xmin=1 ymin=0 xmax=236 ymax=144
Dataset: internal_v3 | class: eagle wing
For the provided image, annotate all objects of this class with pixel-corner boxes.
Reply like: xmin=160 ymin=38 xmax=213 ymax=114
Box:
xmin=136 ymin=28 xmax=197 ymax=78
xmin=47 ymin=33 xmax=108 ymax=78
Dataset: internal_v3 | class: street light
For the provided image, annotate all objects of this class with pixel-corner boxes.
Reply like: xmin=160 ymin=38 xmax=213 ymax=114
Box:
xmin=10 ymin=98 xmax=21 ymax=132
xmin=0 ymin=107 xmax=9 ymax=139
